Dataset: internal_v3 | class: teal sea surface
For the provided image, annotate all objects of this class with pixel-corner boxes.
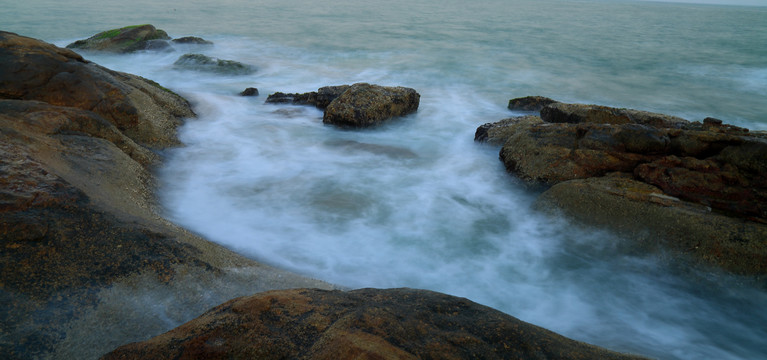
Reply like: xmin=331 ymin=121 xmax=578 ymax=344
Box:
xmin=4 ymin=1 xmax=767 ymax=359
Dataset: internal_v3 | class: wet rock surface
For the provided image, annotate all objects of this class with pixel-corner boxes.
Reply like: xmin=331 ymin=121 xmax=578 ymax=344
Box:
xmin=1 ymin=32 xmax=334 ymax=360
xmin=102 ymin=288 xmax=647 ymax=360
xmin=478 ymin=98 xmax=767 ymax=275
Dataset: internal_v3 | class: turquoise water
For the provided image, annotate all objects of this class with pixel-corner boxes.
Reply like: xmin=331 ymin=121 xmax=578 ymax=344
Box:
xmin=4 ymin=1 xmax=767 ymax=359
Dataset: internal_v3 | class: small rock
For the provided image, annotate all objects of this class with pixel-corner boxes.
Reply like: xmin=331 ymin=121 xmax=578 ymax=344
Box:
xmin=239 ymin=87 xmax=259 ymax=96
xmin=173 ymin=53 xmax=255 ymax=75
xmin=171 ymin=36 xmax=213 ymax=45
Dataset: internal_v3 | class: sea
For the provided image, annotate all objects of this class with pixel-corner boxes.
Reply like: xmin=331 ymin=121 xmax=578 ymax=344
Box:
xmin=4 ymin=0 xmax=767 ymax=359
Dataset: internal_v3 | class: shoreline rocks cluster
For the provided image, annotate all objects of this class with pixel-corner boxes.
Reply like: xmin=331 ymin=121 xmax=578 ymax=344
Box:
xmin=477 ymin=97 xmax=767 ymax=275
xmin=2 ymin=28 xmax=647 ymax=359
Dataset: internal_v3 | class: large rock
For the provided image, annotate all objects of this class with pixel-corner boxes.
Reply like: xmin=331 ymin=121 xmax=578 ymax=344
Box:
xmin=534 ymin=176 xmax=767 ymax=275
xmin=102 ymin=288 xmax=647 ymax=360
xmin=1 ymin=31 xmax=194 ymax=152
xmin=66 ymin=24 xmax=171 ymax=53
xmin=1 ymin=32 xmax=335 ymax=360
xmin=323 ymin=83 xmax=420 ymax=128
xmin=479 ymin=99 xmax=767 ymax=274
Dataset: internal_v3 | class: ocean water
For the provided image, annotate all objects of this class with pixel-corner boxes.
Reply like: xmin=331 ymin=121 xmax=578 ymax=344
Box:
xmin=4 ymin=0 xmax=767 ymax=359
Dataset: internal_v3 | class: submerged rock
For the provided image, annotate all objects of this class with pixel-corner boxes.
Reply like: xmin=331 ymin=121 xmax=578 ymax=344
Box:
xmin=478 ymin=98 xmax=767 ymax=275
xmin=172 ymin=36 xmax=213 ymax=45
xmin=66 ymin=24 xmax=171 ymax=53
xmin=102 ymin=288 xmax=648 ymax=360
xmin=323 ymin=83 xmax=420 ymax=128
xmin=239 ymin=87 xmax=259 ymax=96
xmin=173 ymin=53 xmax=256 ymax=75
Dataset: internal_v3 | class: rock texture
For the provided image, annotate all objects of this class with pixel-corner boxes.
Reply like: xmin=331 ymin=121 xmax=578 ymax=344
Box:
xmin=172 ymin=36 xmax=213 ymax=45
xmin=1 ymin=31 xmax=334 ymax=360
xmin=323 ymin=83 xmax=420 ymax=128
xmin=478 ymin=99 xmax=767 ymax=275
xmin=173 ymin=53 xmax=256 ymax=75
xmin=102 ymin=288 xmax=647 ymax=360
xmin=267 ymin=83 xmax=420 ymax=128
xmin=66 ymin=25 xmax=171 ymax=53
xmin=508 ymin=95 xmax=559 ymax=112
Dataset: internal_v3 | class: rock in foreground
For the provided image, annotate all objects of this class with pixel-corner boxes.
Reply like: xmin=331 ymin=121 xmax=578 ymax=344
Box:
xmin=102 ymin=288 xmax=647 ymax=360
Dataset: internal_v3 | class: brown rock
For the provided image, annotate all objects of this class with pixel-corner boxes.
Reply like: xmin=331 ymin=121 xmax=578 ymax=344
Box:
xmin=474 ymin=115 xmax=543 ymax=146
xmin=323 ymin=83 xmax=420 ymax=128
xmin=534 ymin=176 xmax=767 ymax=275
xmin=1 ymin=31 xmax=194 ymax=151
xmin=540 ymin=102 xmax=689 ymax=128
xmin=102 ymin=288 xmax=648 ymax=360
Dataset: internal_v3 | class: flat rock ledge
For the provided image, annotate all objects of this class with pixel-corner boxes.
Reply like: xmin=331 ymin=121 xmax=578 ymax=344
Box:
xmin=267 ymin=83 xmax=420 ymax=128
xmin=477 ymin=98 xmax=767 ymax=275
xmin=66 ymin=25 xmax=214 ymax=53
xmin=102 ymin=288 xmax=647 ymax=360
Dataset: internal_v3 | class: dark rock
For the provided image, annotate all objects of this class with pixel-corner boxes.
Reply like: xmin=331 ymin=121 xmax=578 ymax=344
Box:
xmin=323 ymin=83 xmax=420 ymax=128
xmin=173 ymin=53 xmax=256 ymax=75
xmin=102 ymin=288 xmax=648 ymax=360
xmin=508 ymin=95 xmax=559 ymax=112
xmin=265 ymin=85 xmax=350 ymax=109
xmin=172 ymin=36 xmax=213 ymax=45
xmin=239 ymin=87 xmax=259 ymax=96
xmin=65 ymin=24 xmax=171 ymax=53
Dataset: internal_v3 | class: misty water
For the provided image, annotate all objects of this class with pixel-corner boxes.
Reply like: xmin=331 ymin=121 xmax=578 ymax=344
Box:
xmin=5 ymin=0 xmax=767 ymax=359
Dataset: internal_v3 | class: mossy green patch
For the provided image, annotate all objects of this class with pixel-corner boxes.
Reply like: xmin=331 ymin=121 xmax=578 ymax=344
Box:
xmin=95 ymin=24 xmax=150 ymax=39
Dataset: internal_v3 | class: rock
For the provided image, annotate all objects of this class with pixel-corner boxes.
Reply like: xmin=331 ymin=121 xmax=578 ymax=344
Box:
xmin=534 ymin=176 xmax=767 ymax=275
xmin=1 ymin=31 xmax=194 ymax=151
xmin=475 ymin=115 xmax=543 ymax=146
xmin=1 ymin=32 xmax=336 ymax=360
xmin=265 ymin=85 xmax=350 ymax=109
xmin=323 ymin=83 xmax=420 ymax=128
xmin=540 ymin=102 xmax=690 ymax=128
xmin=172 ymin=36 xmax=213 ymax=45
xmin=173 ymin=53 xmax=256 ymax=75
xmin=66 ymin=24 xmax=171 ymax=53
xmin=239 ymin=87 xmax=259 ymax=96
xmin=102 ymin=288 xmax=647 ymax=360
xmin=508 ymin=95 xmax=559 ymax=112
xmin=499 ymin=122 xmax=661 ymax=186
xmin=481 ymin=97 xmax=767 ymax=274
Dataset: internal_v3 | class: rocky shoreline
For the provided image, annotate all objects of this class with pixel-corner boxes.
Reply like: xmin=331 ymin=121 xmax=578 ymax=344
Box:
xmin=477 ymin=97 xmax=767 ymax=276
xmin=7 ymin=24 xmax=764 ymax=359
